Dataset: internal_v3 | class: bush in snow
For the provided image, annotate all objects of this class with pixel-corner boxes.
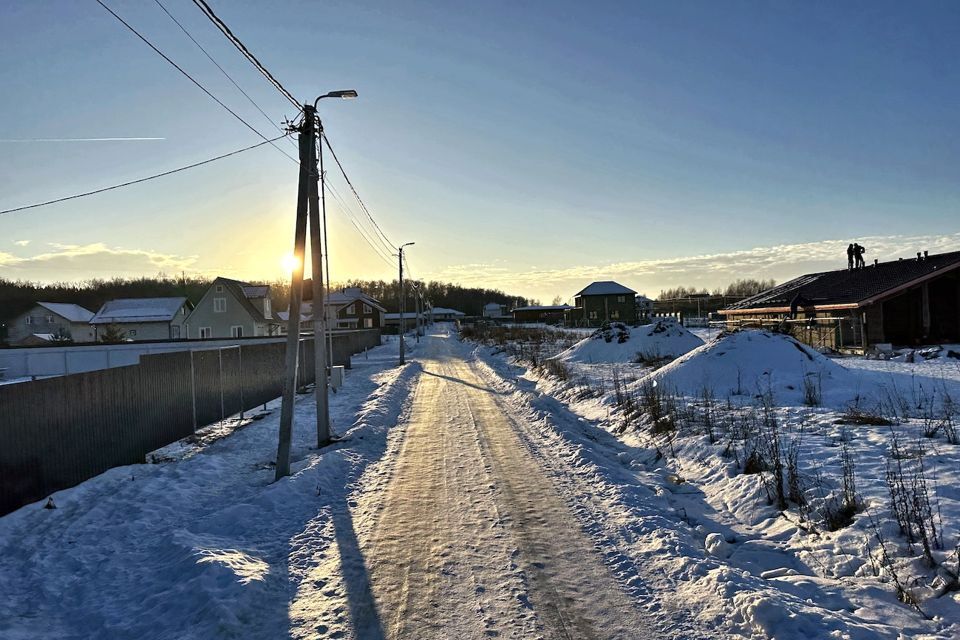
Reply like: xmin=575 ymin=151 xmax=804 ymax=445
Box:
xmin=885 ymin=433 xmax=943 ymax=568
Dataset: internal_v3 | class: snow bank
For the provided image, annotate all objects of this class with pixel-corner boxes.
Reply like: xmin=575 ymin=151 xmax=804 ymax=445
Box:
xmin=646 ymin=329 xmax=856 ymax=404
xmin=555 ymin=320 xmax=704 ymax=364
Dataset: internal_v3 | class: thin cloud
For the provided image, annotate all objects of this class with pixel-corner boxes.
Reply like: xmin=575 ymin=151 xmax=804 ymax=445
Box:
xmin=13 ymin=240 xmax=30 ymax=246
xmin=0 ymin=242 xmax=197 ymax=279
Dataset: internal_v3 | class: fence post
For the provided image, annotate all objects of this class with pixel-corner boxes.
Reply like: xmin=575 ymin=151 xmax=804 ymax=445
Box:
xmin=190 ymin=350 xmax=197 ymax=433
xmin=238 ymin=345 xmax=244 ymax=420
xmin=218 ymin=347 xmax=224 ymax=424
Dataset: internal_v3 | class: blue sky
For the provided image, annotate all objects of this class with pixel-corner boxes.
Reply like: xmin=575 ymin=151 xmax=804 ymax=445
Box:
xmin=1 ymin=0 xmax=958 ymax=302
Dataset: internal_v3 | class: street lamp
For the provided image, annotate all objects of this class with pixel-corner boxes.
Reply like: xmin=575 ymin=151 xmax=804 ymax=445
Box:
xmin=398 ymin=242 xmax=415 ymax=364
xmin=314 ymin=89 xmax=358 ymax=106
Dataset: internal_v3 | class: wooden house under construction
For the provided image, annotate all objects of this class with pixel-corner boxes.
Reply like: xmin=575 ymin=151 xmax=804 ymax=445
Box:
xmin=720 ymin=250 xmax=960 ymax=352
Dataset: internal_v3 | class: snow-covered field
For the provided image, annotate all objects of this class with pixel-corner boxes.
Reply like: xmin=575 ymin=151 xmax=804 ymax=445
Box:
xmin=5 ymin=323 xmax=960 ymax=639
xmin=489 ymin=326 xmax=960 ymax=639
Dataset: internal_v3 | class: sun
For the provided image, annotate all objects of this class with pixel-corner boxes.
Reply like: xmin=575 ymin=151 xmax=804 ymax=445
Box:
xmin=281 ymin=254 xmax=301 ymax=273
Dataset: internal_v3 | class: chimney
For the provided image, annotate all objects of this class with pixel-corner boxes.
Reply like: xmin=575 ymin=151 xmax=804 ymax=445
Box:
xmin=917 ymin=252 xmax=922 ymax=261
xmin=874 ymin=259 xmax=878 ymax=267
xmin=924 ymin=250 xmax=929 ymax=260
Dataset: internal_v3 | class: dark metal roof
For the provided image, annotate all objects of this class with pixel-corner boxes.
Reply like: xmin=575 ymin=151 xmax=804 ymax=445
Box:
xmin=575 ymin=281 xmax=637 ymax=296
xmin=725 ymin=251 xmax=960 ymax=312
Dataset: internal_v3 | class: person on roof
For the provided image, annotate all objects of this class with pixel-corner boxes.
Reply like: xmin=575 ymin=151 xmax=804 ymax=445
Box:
xmin=847 ymin=243 xmax=855 ymax=270
xmin=854 ymin=243 xmax=866 ymax=268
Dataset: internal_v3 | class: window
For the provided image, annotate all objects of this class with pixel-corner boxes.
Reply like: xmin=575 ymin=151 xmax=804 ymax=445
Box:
xmin=231 ymin=325 xmax=243 ymax=338
xmin=128 ymin=329 xmax=137 ymax=337
xmin=611 ymin=310 xmax=620 ymax=319
xmin=617 ymin=295 xmax=625 ymax=303
xmin=171 ymin=325 xmax=181 ymax=339
xmin=264 ymin=298 xmax=271 ymax=316
xmin=363 ymin=303 xmax=373 ymax=314
xmin=199 ymin=327 xmax=212 ymax=339
xmin=216 ymin=285 xmax=223 ymax=292
xmin=588 ymin=310 xmax=598 ymax=320
xmin=345 ymin=303 xmax=356 ymax=316
xmin=214 ymin=297 xmax=226 ymax=313
xmin=46 ymin=315 xmax=55 ymax=323
xmin=363 ymin=318 xmax=373 ymax=328
xmin=25 ymin=316 xmax=32 ymax=325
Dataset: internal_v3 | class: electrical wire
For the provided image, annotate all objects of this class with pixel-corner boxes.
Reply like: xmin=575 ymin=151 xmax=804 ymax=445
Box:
xmin=321 ymin=132 xmax=397 ymax=253
xmin=153 ymin=0 xmax=295 ymax=150
xmin=94 ymin=0 xmax=296 ymax=164
xmin=323 ymin=178 xmax=396 ymax=268
xmin=0 ymin=135 xmax=286 ymax=215
xmin=190 ymin=0 xmax=300 ymax=109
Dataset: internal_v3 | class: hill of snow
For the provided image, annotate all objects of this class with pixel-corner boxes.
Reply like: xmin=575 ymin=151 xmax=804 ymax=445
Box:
xmin=556 ymin=321 xmax=704 ymax=364
xmin=645 ymin=329 xmax=856 ymax=405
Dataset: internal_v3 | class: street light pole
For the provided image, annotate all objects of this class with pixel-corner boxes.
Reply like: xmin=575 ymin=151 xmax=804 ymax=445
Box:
xmin=275 ymin=90 xmax=357 ymax=479
xmin=398 ymin=242 xmax=414 ymax=364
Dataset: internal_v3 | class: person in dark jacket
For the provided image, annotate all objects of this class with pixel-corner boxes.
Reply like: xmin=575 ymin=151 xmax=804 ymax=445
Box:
xmin=855 ymin=243 xmax=866 ymax=268
xmin=847 ymin=244 xmax=854 ymax=269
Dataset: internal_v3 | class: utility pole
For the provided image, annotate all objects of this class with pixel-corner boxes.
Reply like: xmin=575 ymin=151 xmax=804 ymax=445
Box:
xmin=398 ymin=242 xmax=414 ymax=364
xmin=309 ymin=113 xmax=330 ymax=448
xmin=275 ymin=105 xmax=312 ymax=481
xmin=414 ymin=287 xmax=421 ymax=343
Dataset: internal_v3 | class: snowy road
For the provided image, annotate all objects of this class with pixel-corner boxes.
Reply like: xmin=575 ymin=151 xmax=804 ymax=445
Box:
xmin=355 ymin=333 xmax=654 ymax=639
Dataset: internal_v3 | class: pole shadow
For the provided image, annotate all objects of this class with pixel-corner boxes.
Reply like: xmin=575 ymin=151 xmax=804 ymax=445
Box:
xmin=330 ymin=496 xmax=387 ymax=640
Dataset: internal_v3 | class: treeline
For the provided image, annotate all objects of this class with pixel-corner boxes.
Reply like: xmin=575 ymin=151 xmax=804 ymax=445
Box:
xmin=1 ymin=275 xmax=531 ymax=322
xmin=296 ymin=279 xmax=531 ymax=316
xmin=657 ymin=278 xmax=775 ymax=301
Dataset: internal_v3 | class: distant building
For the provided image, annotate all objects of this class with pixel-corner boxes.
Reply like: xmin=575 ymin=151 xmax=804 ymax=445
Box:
xmin=91 ymin=297 xmax=192 ymax=341
xmin=636 ymin=295 xmax=654 ymax=322
xmin=6 ymin=302 xmax=96 ymax=344
xmin=721 ymin=250 xmax=960 ymax=350
xmin=566 ymin=281 xmax=638 ymax=327
xmin=430 ymin=307 xmax=466 ymax=322
xmin=511 ymin=304 xmax=572 ymax=325
xmin=482 ymin=302 xmax=510 ymax=319
xmin=185 ymin=277 xmax=278 ymax=339
xmin=278 ymin=287 xmax=385 ymax=335
xmin=325 ymin=287 xmax=386 ymax=330
xmin=384 ymin=312 xmax=423 ymax=333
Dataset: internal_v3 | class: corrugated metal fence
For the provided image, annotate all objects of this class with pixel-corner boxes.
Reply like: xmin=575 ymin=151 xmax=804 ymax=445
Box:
xmin=0 ymin=331 xmax=379 ymax=515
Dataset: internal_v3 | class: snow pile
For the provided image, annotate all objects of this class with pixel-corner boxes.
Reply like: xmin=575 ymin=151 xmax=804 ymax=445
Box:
xmin=556 ymin=320 xmax=704 ymax=364
xmin=646 ymin=329 xmax=855 ymax=404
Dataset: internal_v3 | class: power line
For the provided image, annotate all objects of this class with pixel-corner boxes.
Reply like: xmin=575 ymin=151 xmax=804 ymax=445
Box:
xmin=321 ymin=132 xmax=397 ymax=252
xmin=0 ymin=135 xmax=286 ymax=215
xmin=190 ymin=0 xmax=300 ymax=109
xmin=94 ymin=0 xmax=296 ymax=164
xmin=323 ymin=179 xmax=396 ymax=268
xmin=153 ymin=0 xmax=294 ymax=148
xmin=324 ymin=174 xmax=396 ymax=261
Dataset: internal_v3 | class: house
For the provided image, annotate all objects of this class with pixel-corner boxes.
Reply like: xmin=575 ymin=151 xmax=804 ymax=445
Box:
xmin=185 ymin=277 xmax=279 ymax=339
xmin=430 ymin=307 xmax=466 ymax=322
xmin=721 ymin=250 xmax=960 ymax=351
xmin=384 ymin=312 xmax=423 ymax=333
xmin=6 ymin=302 xmax=96 ymax=344
xmin=278 ymin=288 xmax=385 ymax=335
xmin=511 ymin=304 xmax=572 ymax=325
xmin=566 ymin=281 xmax=638 ymax=327
xmin=325 ymin=287 xmax=385 ymax=329
xmin=636 ymin=295 xmax=654 ymax=322
xmin=91 ymin=297 xmax=192 ymax=341
xmin=482 ymin=302 xmax=510 ymax=319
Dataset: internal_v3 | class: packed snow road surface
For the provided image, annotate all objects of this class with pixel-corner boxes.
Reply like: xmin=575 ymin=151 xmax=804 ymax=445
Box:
xmin=359 ymin=333 xmax=654 ymax=639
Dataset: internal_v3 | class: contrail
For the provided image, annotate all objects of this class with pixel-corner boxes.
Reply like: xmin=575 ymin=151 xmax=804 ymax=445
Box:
xmin=0 ymin=137 xmax=165 ymax=142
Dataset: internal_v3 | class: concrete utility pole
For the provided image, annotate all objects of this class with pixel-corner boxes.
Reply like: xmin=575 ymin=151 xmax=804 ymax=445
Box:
xmin=275 ymin=91 xmax=356 ymax=479
xmin=309 ymin=113 xmax=330 ymax=448
xmin=275 ymin=105 xmax=313 ymax=481
xmin=415 ymin=289 xmax=421 ymax=343
xmin=398 ymin=242 xmax=414 ymax=364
